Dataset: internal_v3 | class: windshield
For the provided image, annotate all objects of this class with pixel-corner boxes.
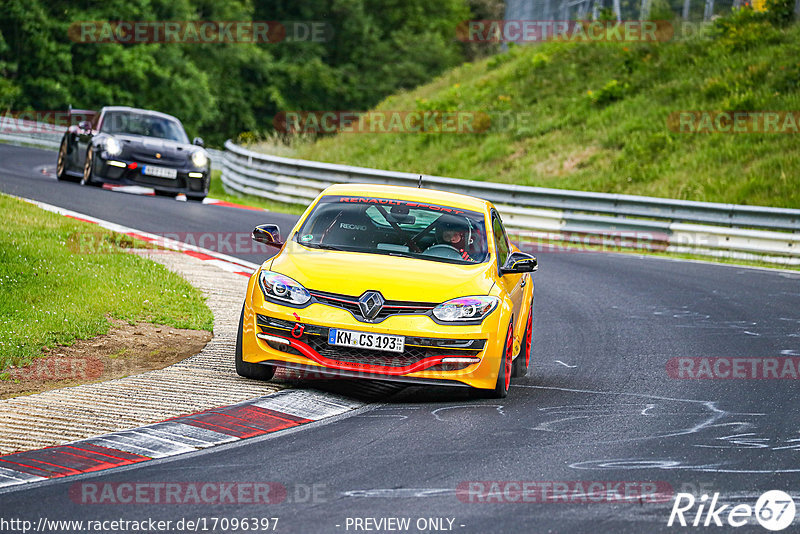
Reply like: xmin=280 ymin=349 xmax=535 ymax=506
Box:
xmin=295 ymin=196 xmax=489 ymax=264
xmin=100 ymin=111 xmax=189 ymax=143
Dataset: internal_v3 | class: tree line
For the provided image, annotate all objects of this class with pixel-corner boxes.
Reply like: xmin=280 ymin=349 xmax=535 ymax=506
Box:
xmin=0 ymin=0 xmax=503 ymax=146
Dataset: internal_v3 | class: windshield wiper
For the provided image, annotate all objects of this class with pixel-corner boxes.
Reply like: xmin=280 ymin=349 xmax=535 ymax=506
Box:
xmin=300 ymin=242 xmax=346 ymax=251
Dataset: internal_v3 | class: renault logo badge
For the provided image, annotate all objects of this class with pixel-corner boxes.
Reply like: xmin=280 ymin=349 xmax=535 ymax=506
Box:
xmin=358 ymin=291 xmax=385 ymax=320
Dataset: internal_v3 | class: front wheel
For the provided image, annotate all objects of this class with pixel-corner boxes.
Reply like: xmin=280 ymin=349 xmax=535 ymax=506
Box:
xmin=235 ymin=304 xmax=276 ymax=381
xmin=80 ymin=147 xmax=99 ymax=186
xmin=56 ymin=137 xmax=73 ymax=181
xmin=471 ymin=319 xmax=513 ymax=399
xmin=186 ymin=194 xmax=206 ymax=202
xmin=512 ymin=301 xmax=533 ymax=378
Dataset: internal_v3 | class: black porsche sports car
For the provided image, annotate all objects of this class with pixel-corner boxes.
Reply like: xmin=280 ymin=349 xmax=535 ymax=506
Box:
xmin=56 ymin=106 xmax=211 ymax=201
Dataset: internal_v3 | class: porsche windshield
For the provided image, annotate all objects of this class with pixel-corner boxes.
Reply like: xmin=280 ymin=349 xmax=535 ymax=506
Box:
xmin=295 ymin=196 xmax=489 ymax=264
xmin=100 ymin=111 xmax=189 ymax=143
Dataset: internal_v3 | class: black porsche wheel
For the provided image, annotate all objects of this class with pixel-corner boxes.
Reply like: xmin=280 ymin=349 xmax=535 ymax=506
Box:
xmin=154 ymin=190 xmax=177 ymax=198
xmin=80 ymin=147 xmax=99 ymax=187
xmin=235 ymin=304 xmax=276 ymax=381
xmin=186 ymin=194 xmax=206 ymax=202
xmin=56 ymin=137 xmax=72 ymax=181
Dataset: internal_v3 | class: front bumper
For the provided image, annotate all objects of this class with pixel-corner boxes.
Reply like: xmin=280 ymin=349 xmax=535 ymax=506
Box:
xmin=93 ymin=152 xmax=209 ymax=194
xmin=241 ymin=280 xmax=507 ymax=390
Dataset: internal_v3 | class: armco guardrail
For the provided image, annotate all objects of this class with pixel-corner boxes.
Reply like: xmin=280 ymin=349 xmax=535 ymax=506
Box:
xmin=0 ymin=120 xmax=224 ymax=171
xmin=222 ymin=140 xmax=800 ymax=265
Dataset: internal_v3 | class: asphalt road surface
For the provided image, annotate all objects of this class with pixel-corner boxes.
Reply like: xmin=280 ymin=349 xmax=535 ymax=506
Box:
xmin=2 ymin=144 xmax=799 ymax=533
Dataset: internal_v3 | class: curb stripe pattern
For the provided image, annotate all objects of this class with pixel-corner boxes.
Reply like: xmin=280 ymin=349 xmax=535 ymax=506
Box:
xmin=0 ymin=197 xmax=368 ymax=491
xmin=0 ymin=390 xmax=363 ymax=489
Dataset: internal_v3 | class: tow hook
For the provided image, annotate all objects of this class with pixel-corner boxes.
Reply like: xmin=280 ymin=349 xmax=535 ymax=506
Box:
xmin=291 ymin=323 xmax=305 ymax=338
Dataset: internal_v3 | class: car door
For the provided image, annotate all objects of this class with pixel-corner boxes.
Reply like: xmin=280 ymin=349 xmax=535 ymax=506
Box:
xmin=492 ymin=210 xmax=525 ymax=349
xmin=76 ymin=110 xmax=101 ymax=162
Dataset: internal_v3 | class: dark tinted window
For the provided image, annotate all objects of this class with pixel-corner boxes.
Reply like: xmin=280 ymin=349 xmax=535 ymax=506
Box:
xmin=295 ymin=196 xmax=489 ymax=265
xmin=492 ymin=213 xmax=510 ymax=269
xmin=100 ymin=111 xmax=188 ymax=143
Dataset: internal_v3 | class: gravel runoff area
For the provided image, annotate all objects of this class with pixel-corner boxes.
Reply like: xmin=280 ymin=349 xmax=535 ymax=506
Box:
xmin=0 ymin=249 xmax=280 ymax=455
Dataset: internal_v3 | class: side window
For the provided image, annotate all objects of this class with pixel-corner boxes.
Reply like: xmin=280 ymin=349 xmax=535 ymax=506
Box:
xmin=492 ymin=213 xmax=510 ymax=270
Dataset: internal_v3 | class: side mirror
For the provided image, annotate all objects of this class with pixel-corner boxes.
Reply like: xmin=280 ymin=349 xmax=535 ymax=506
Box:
xmin=252 ymin=224 xmax=283 ymax=248
xmin=78 ymin=121 xmax=92 ymax=131
xmin=192 ymin=137 xmax=205 ymax=147
xmin=500 ymin=251 xmax=538 ymax=274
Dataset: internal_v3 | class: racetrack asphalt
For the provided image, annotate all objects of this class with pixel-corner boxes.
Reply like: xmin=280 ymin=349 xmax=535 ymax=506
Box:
xmin=1 ymin=143 xmax=799 ymax=533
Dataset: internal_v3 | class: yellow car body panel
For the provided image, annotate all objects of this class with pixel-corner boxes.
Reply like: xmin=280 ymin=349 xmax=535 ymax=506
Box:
xmin=240 ymin=184 xmax=535 ymax=391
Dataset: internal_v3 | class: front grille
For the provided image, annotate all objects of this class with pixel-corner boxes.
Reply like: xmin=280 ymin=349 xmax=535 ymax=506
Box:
xmin=309 ymin=290 xmax=436 ymax=323
xmin=256 ymin=315 xmax=484 ymax=370
xmin=308 ymin=342 xmax=426 ymax=368
xmin=135 ymin=173 xmax=186 ymax=188
xmin=130 ymin=150 xmax=184 ymax=166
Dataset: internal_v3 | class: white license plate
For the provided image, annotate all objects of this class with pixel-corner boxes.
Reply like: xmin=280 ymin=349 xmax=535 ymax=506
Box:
xmin=328 ymin=329 xmax=405 ymax=353
xmin=142 ymin=165 xmax=177 ymax=179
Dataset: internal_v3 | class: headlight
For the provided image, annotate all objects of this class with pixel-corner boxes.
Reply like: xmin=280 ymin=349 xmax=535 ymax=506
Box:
xmin=191 ymin=150 xmax=208 ymax=168
xmin=432 ymin=296 xmax=499 ymax=322
xmin=258 ymin=271 xmax=311 ymax=306
xmin=104 ymin=137 xmax=122 ymax=156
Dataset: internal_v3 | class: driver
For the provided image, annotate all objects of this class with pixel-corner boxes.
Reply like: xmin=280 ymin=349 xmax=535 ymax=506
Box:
xmin=434 ymin=215 xmax=473 ymax=261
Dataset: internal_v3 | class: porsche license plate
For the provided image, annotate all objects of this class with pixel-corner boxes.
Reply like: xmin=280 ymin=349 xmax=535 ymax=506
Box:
xmin=328 ymin=329 xmax=405 ymax=353
xmin=142 ymin=165 xmax=177 ymax=179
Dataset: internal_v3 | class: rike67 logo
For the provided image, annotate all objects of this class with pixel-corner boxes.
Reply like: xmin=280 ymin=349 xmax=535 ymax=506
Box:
xmin=668 ymin=491 xmax=796 ymax=531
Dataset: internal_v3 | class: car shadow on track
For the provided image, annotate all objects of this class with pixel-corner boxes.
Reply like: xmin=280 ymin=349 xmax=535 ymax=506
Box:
xmin=270 ymin=368 xmax=593 ymax=405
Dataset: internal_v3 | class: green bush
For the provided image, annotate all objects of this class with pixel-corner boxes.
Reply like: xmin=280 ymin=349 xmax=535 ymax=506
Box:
xmin=764 ymin=0 xmax=796 ymax=25
xmin=587 ymin=79 xmax=629 ymax=106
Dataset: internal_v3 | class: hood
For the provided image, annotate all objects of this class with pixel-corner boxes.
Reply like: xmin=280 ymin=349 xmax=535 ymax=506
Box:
xmin=268 ymin=241 xmax=496 ymax=303
xmin=114 ymin=134 xmax=192 ymax=157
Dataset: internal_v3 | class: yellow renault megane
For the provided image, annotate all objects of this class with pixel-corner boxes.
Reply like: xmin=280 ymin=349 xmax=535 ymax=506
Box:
xmin=236 ymin=184 xmax=537 ymax=398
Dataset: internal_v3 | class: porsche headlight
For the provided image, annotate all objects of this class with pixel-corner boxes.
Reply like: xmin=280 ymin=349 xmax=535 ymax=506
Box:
xmin=191 ymin=150 xmax=208 ymax=168
xmin=258 ymin=271 xmax=311 ymax=306
xmin=433 ymin=296 xmax=499 ymax=322
xmin=104 ymin=137 xmax=122 ymax=156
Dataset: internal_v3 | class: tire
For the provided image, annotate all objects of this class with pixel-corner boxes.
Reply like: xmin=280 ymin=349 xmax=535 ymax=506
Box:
xmin=154 ymin=190 xmax=178 ymax=198
xmin=471 ymin=319 xmax=513 ymax=399
xmin=235 ymin=304 xmax=276 ymax=381
xmin=512 ymin=301 xmax=533 ymax=378
xmin=56 ymin=137 xmax=73 ymax=181
xmin=186 ymin=194 xmax=206 ymax=202
xmin=80 ymin=147 xmax=99 ymax=187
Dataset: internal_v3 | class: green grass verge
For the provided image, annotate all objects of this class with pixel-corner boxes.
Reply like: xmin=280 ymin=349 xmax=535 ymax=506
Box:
xmin=208 ymin=170 xmax=306 ymax=215
xmin=0 ymin=194 xmax=214 ymax=372
xmin=256 ymin=16 xmax=800 ymax=209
